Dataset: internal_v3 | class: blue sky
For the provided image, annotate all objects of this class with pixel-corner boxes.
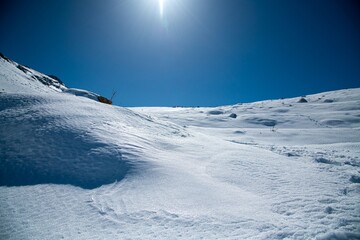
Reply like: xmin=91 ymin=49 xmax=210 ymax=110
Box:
xmin=1 ymin=0 xmax=359 ymax=106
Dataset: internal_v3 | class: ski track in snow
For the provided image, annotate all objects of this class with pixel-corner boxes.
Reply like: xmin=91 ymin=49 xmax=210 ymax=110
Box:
xmin=1 ymin=57 xmax=360 ymax=239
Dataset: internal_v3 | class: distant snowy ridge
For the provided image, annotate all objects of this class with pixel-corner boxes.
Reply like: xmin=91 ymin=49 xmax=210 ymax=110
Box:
xmin=134 ymin=87 xmax=360 ymax=130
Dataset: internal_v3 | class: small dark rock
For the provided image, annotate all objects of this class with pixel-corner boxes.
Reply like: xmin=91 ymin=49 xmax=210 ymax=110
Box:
xmin=47 ymin=74 xmax=64 ymax=85
xmin=350 ymin=175 xmax=360 ymax=183
xmin=298 ymin=97 xmax=308 ymax=103
xmin=17 ymin=64 xmax=30 ymax=74
xmin=229 ymin=113 xmax=237 ymax=118
xmin=324 ymin=206 xmax=334 ymax=214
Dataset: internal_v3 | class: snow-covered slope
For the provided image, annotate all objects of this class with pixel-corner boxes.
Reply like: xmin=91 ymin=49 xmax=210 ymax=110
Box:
xmin=0 ymin=53 xmax=66 ymax=93
xmin=0 ymin=54 xmax=105 ymax=103
xmin=1 ymin=55 xmax=360 ymax=239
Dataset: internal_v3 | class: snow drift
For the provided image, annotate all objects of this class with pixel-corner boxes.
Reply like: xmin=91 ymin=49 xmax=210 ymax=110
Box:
xmin=0 ymin=94 xmax=131 ymax=189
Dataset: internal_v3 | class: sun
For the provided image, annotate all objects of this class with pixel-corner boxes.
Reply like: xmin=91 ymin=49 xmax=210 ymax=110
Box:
xmin=159 ymin=0 xmax=164 ymax=18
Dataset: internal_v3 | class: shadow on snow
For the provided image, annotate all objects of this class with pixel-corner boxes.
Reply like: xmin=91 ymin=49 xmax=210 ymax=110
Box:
xmin=0 ymin=95 xmax=131 ymax=189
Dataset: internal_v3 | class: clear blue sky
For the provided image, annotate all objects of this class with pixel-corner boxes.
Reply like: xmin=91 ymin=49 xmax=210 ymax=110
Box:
xmin=1 ymin=0 xmax=359 ymax=106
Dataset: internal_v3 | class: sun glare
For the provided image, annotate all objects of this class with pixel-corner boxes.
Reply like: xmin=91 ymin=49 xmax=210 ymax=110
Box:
xmin=159 ymin=0 xmax=164 ymax=18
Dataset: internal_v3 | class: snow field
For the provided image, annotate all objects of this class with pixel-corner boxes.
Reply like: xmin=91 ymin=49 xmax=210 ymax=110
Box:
xmin=1 ymin=56 xmax=360 ymax=239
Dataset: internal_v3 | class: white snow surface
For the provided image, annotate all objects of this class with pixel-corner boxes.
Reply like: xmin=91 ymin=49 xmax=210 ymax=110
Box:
xmin=1 ymin=56 xmax=360 ymax=239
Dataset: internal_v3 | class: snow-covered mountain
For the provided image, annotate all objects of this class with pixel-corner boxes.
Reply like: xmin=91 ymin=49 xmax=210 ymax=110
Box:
xmin=1 ymin=54 xmax=359 ymax=239
xmin=0 ymin=53 xmax=66 ymax=93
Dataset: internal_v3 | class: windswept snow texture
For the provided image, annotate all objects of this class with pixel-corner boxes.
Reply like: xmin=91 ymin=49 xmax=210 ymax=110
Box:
xmin=0 ymin=94 xmax=131 ymax=189
xmin=1 ymin=57 xmax=360 ymax=239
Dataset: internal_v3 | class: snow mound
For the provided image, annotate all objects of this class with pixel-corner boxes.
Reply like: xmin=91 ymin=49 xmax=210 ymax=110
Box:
xmin=207 ymin=110 xmax=224 ymax=115
xmin=245 ymin=117 xmax=278 ymax=127
xmin=0 ymin=94 xmax=131 ymax=189
xmin=63 ymin=88 xmax=99 ymax=102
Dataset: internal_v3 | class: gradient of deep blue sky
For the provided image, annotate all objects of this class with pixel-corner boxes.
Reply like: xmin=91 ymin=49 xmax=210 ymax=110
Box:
xmin=1 ymin=0 xmax=359 ymax=106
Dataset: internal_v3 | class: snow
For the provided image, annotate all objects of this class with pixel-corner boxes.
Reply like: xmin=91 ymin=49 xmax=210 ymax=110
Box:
xmin=63 ymin=88 xmax=99 ymax=102
xmin=0 ymin=57 xmax=66 ymax=94
xmin=1 ymin=55 xmax=360 ymax=239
